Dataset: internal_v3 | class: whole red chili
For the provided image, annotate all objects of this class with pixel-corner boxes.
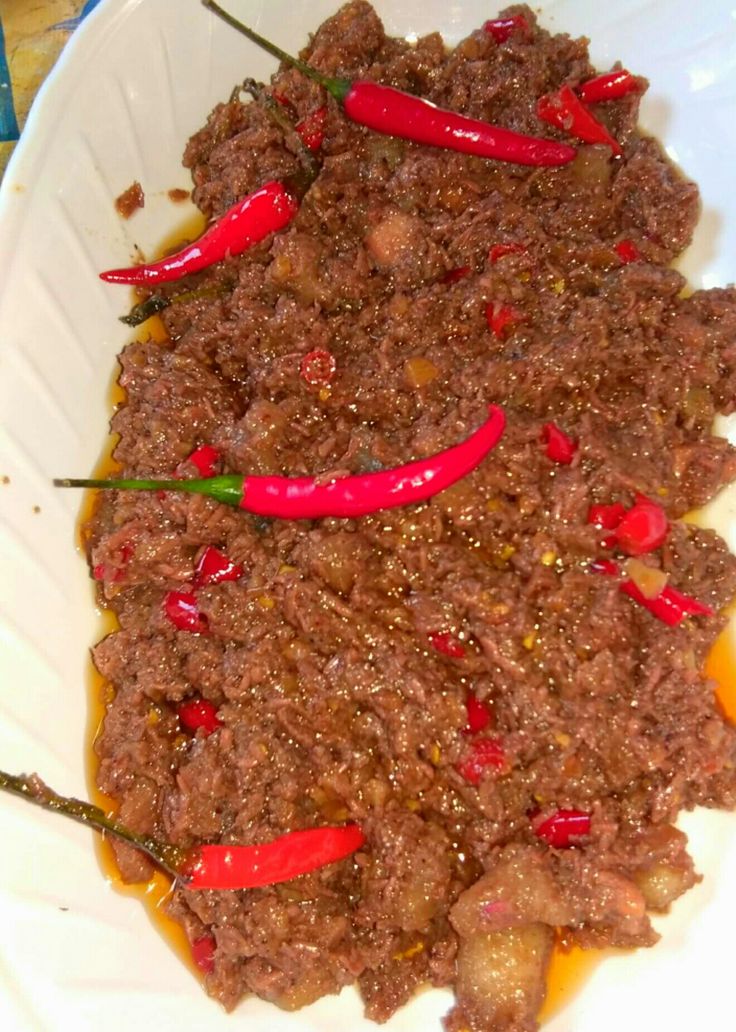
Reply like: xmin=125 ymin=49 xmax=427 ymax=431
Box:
xmin=614 ymin=497 xmax=669 ymax=555
xmin=483 ymin=15 xmax=529 ymax=43
xmin=100 ymin=181 xmax=298 ymax=285
xmin=178 ymin=698 xmax=222 ymax=735
xmin=428 ymin=631 xmax=466 ymax=658
xmin=191 ymin=935 xmax=216 ymax=975
xmin=186 ymin=445 xmax=221 ymax=478
xmin=486 ymin=302 xmax=521 ymax=339
xmin=164 ymin=591 xmax=209 ymax=634
xmin=541 ymin=422 xmax=578 ymax=464
xmin=301 ymin=349 xmax=336 ymax=386
xmin=614 ymin=239 xmax=642 ymax=264
xmin=204 ymin=2 xmax=576 ymax=168
xmin=457 ymin=738 xmax=507 ymax=785
xmin=488 ymin=242 xmax=526 ymax=264
xmin=443 ymin=265 xmax=471 ymax=284
xmin=465 ymin=691 xmax=493 ymax=734
xmin=578 ymin=69 xmax=639 ymax=105
xmin=296 ymin=104 xmax=327 ymax=151
xmin=533 ymin=808 xmax=591 ymax=847
xmin=537 ymin=84 xmax=622 ymax=156
xmin=193 ymin=545 xmax=244 ymax=587
xmin=55 ymin=404 xmax=507 ymax=521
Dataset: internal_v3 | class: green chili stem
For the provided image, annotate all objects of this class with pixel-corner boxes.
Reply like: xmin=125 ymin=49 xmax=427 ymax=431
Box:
xmin=202 ymin=0 xmax=350 ymax=101
xmin=53 ymin=475 xmax=244 ymax=508
xmin=0 ymin=769 xmax=186 ymax=879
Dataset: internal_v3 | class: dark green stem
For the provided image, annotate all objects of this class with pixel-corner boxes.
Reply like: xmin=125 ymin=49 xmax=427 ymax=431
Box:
xmin=202 ymin=0 xmax=351 ymax=101
xmin=121 ymin=285 xmax=230 ymax=328
xmin=0 ymin=769 xmax=186 ymax=880
xmin=53 ymin=475 xmax=244 ymax=508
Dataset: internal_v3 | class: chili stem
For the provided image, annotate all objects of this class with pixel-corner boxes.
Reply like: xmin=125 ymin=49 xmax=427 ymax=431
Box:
xmin=54 ymin=475 xmax=243 ymax=507
xmin=0 ymin=769 xmax=186 ymax=879
xmin=202 ymin=0 xmax=350 ymax=100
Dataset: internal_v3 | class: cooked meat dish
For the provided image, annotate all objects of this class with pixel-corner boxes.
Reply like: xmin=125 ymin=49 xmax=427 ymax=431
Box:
xmin=85 ymin=4 xmax=736 ymax=1030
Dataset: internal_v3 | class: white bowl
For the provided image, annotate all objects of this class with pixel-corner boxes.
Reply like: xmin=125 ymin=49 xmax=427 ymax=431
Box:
xmin=1 ymin=1 xmax=735 ymax=1030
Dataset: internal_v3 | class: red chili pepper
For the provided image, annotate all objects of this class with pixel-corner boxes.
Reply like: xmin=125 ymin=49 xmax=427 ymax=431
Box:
xmin=465 ymin=691 xmax=493 ymax=734
xmin=100 ymin=181 xmax=298 ymax=285
xmin=55 ymin=404 xmax=506 ymax=521
xmin=537 ymin=84 xmax=622 ymax=156
xmin=164 ymin=591 xmax=209 ymax=634
xmin=442 ymin=265 xmax=471 ymax=284
xmin=588 ymin=502 xmax=627 ymax=531
xmin=296 ymin=104 xmax=327 ymax=151
xmin=614 ymin=239 xmax=642 ymax=264
xmin=204 ymin=3 xmax=576 ymax=168
xmin=541 ymin=422 xmax=578 ymax=464
xmin=182 ymin=823 xmax=366 ymax=890
xmin=488 ymin=242 xmax=526 ymax=264
xmin=272 ymin=90 xmax=293 ymax=109
xmin=178 ymin=697 xmax=222 ymax=735
xmin=483 ymin=15 xmax=529 ymax=43
xmin=186 ymin=445 xmax=221 ymax=478
xmin=428 ymin=631 xmax=466 ymax=658
xmin=193 ymin=545 xmax=244 ymax=588
xmin=578 ymin=69 xmax=639 ymax=105
xmin=614 ymin=498 xmax=668 ymax=556
xmin=533 ymin=808 xmax=591 ymax=847
xmin=457 ymin=738 xmax=507 ymax=785
xmin=300 ymin=349 xmax=336 ymax=386
xmin=590 ymin=559 xmax=714 ymax=625
xmin=191 ymin=935 xmax=216 ymax=975
xmin=486 ymin=302 xmax=521 ymax=339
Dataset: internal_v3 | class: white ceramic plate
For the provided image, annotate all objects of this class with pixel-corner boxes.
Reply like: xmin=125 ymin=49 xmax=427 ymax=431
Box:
xmin=1 ymin=1 xmax=736 ymax=1030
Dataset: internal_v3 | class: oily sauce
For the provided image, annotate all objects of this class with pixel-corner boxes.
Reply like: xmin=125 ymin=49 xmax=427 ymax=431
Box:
xmin=79 ymin=214 xmax=736 ymax=1017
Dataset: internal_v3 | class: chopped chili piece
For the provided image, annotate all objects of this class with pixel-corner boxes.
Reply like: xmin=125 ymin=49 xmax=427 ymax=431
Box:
xmin=185 ymin=445 xmax=220 ymax=478
xmin=465 ymin=691 xmax=493 ymax=734
xmin=54 ymin=405 xmax=507 ymax=521
xmin=588 ymin=502 xmax=627 ymax=530
xmin=486 ymin=301 xmax=521 ymax=339
xmin=182 ymin=824 xmax=366 ymax=890
xmin=483 ymin=15 xmax=529 ymax=43
xmin=272 ymin=90 xmax=293 ymax=108
xmin=429 ymin=631 xmax=466 ymax=658
xmin=614 ymin=498 xmax=668 ymax=555
xmin=300 ymin=349 xmax=336 ymax=386
xmin=578 ymin=69 xmax=639 ymax=105
xmin=615 ymin=239 xmax=642 ymax=264
xmin=589 ymin=557 xmax=619 ymax=577
xmin=590 ymin=558 xmax=714 ymax=624
xmin=443 ymin=265 xmax=471 ymax=284
xmin=193 ymin=545 xmax=244 ymax=588
xmin=191 ymin=934 xmax=216 ymax=975
xmin=537 ymin=84 xmax=622 ymax=156
xmin=488 ymin=242 xmax=526 ymax=264
xmin=100 ymin=180 xmax=299 ymax=285
xmin=533 ymin=808 xmax=591 ymax=847
xmin=164 ymin=591 xmax=209 ymax=634
xmin=178 ymin=698 xmax=222 ymax=735
xmin=541 ymin=422 xmax=578 ymax=464
xmin=204 ymin=3 xmax=577 ymax=168
xmin=458 ymin=738 xmax=507 ymax=785
xmin=296 ymin=104 xmax=327 ymax=151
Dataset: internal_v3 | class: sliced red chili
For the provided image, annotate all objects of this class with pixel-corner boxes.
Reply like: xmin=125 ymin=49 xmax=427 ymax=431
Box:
xmin=164 ymin=591 xmax=209 ymax=634
xmin=589 ymin=557 xmax=619 ymax=576
xmin=429 ymin=631 xmax=466 ymax=658
xmin=182 ymin=823 xmax=366 ymax=890
xmin=541 ymin=422 xmax=578 ymax=464
xmin=533 ymin=808 xmax=591 ymax=847
xmin=578 ymin=69 xmax=639 ymax=105
xmin=186 ymin=445 xmax=221 ymax=478
xmin=300 ymin=349 xmax=336 ymax=386
xmin=296 ymin=104 xmax=327 ymax=151
xmin=465 ymin=691 xmax=493 ymax=734
xmin=615 ymin=239 xmax=641 ymax=264
xmin=193 ymin=545 xmax=244 ymax=587
xmin=443 ymin=265 xmax=471 ymax=284
xmin=178 ymin=697 xmax=222 ymax=735
xmin=191 ymin=934 xmax=216 ymax=974
xmin=483 ymin=15 xmax=529 ymax=43
xmin=590 ymin=559 xmax=714 ymax=624
xmin=458 ymin=738 xmax=506 ymax=785
xmin=488 ymin=242 xmax=526 ymax=264
xmin=537 ymin=84 xmax=622 ymax=156
xmin=486 ymin=301 xmax=521 ymax=339
xmin=614 ymin=498 xmax=668 ymax=556
xmin=588 ymin=502 xmax=627 ymax=530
